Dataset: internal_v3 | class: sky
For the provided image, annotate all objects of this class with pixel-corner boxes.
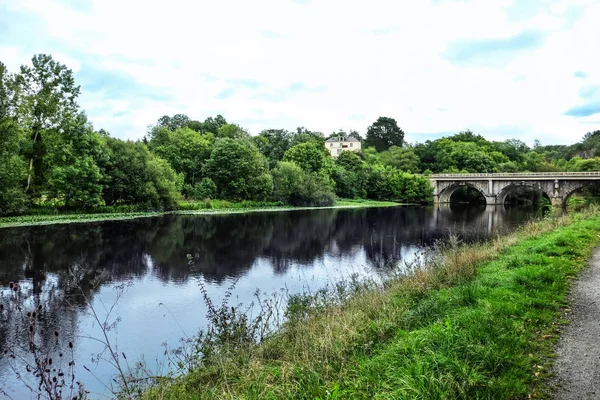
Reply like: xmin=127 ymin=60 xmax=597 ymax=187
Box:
xmin=1 ymin=0 xmax=599 ymax=145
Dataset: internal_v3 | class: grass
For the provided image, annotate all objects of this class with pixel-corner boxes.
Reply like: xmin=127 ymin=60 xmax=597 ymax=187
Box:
xmin=143 ymin=207 xmax=600 ymax=400
xmin=0 ymin=199 xmax=400 ymax=229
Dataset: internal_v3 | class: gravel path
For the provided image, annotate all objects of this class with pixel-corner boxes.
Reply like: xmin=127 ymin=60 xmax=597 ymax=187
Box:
xmin=551 ymin=246 xmax=600 ymax=399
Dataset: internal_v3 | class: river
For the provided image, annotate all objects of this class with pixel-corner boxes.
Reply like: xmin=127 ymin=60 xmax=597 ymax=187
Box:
xmin=0 ymin=204 xmax=545 ymax=398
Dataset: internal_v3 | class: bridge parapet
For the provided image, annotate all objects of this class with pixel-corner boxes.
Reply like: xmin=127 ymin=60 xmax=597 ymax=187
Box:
xmin=431 ymin=172 xmax=600 ymax=179
xmin=429 ymin=172 xmax=600 ymax=207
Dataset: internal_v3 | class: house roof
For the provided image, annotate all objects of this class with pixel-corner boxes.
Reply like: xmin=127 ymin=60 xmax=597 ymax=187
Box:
xmin=325 ymin=136 xmax=361 ymax=143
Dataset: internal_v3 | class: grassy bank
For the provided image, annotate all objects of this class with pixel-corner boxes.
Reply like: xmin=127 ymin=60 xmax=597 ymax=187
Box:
xmin=0 ymin=199 xmax=400 ymax=229
xmin=144 ymin=208 xmax=600 ymax=400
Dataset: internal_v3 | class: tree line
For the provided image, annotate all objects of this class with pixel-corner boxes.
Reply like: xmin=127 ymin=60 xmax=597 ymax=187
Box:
xmin=1 ymin=54 xmax=598 ymax=216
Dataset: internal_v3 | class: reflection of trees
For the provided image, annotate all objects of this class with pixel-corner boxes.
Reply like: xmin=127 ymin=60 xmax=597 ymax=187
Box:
xmin=0 ymin=206 xmax=540 ymax=288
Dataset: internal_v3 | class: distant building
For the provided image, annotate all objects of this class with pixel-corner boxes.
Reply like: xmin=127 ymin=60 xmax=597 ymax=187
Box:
xmin=325 ymin=136 xmax=361 ymax=157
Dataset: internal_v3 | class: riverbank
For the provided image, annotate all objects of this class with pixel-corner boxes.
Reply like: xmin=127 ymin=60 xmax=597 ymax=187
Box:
xmin=0 ymin=199 xmax=401 ymax=229
xmin=142 ymin=207 xmax=600 ymax=399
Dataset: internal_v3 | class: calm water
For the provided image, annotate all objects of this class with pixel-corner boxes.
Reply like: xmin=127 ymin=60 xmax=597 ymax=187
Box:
xmin=0 ymin=205 xmax=544 ymax=398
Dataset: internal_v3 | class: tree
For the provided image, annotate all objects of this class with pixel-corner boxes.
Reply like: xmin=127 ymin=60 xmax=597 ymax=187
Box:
xmin=156 ymin=114 xmax=191 ymax=131
xmin=253 ymin=129 xmax=292 ymax=168
xmin=364 ymin=117 xmax=404 ymax=152
xmin=379 ymin=146 xmax=420 ymax=172
xmin=283 ymin=142 xmax=333 ymax=176
xmin=146 ymin=155 xmax=183 ymax=209
xmin=147 ymin=126 xmax=214 ymax=186
xmin=44 ymin=114 xmax=105 ymax=209
xmin=0 ymin=62 xmax=11 ymax=120
xmin=272 ymin=161 xmax=335 ymax=206
xmin=202 ymin=114 xmax=227 ymax=134
xmin=12 ymin=54 xmax=81 ymax=194
xmin=217 ymin=123 xmax=250 ymax=139
xmin=291 ymin=127 xmax=325 ymax=147
xmin=436 ymin=141 xmax=507 ymax=173
xmin=203 ymin=138 xmax=273 ymax=201
xmin=335 ymin=150 xmax=364 ymax=172
xmin=0 ymin=119 xmax=27 ymax=215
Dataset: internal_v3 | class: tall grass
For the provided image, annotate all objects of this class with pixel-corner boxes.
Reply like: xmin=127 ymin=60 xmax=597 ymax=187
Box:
xmin=144 ymin=207 xmax=600 ymax=400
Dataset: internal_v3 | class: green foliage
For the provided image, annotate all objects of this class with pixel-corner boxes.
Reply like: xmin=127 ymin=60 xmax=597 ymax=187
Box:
xmin=100 ymin=139 xmax=181 ymax=210
xmin=565 ymin=156 xmax=600 ymax=172
xmin=203 ymin=138 xmax=273 ymax=201
xmin=378 ymin=145 xmax=419 ymax=172
xmin=290 ymin=127 xmax=326 ymax=147
xmin=146 ymin=154 xmax=183 ymax=210
xmin=191 ymin=178 xmax=217 ymax=200
xmin=44 ymin=114 xmax=105 ymax=209
xmin=147 ymin=126 xmax=214 ymax=186
xmin=0 ymin=62 xmax=11 ymax=120
xmin=435 ymin=140 xmax=508 ymax=173
xmin=335 ymin=150 xmax=364 ymax=172
xmin=0 ymin=119 xmax=27 ymax=215
xmin=217 ymin=123 xmax=249 ymax=139
xmin=201 ymin=114 xmax=227 ymax=135
xmin=364 ymin=116 xmax=404 ymax=151
xmin=331 ymin=166 xmax=363 ymax=199
xmin=272 ymin=161 xmax=335 ymax=206
xmin=253 ymin=129 xmax=292 ymax=168
xmin=283 ymin=141 xmax=333 ymax=176
xmin=365 ymin=164 xmax=432 ymax=203
xmin=12 ymin=54 xmax=82 ymax=196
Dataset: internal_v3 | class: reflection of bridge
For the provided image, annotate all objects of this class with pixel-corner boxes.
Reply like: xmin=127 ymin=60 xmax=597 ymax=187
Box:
xmin=431 ymin=172 xmax=600 ymax=207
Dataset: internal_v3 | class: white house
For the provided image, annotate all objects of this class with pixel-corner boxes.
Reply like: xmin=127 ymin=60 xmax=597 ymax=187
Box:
xmin=325 ymin=136 xmax=362 ymax=157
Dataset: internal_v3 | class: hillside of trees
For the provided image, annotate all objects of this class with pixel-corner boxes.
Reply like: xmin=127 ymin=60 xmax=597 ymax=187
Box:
xmin=1 ymin=54 xmax=598 ymax=216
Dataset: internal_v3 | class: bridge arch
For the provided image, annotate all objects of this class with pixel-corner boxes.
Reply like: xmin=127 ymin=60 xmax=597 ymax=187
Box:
xmin=562 ymin=182 xmax=600 ymax=207
xmin=437 ymin=182 xmax=487 ymax=204
xmin=497 ymin=183 xmax=551 ymax=206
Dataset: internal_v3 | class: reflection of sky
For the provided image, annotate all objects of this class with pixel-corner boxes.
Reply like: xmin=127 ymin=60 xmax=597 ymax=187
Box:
xmin=1 ymin=245 xmax=385 ymax=398
xmin=0 ymin=205 xmax=542 ymax=398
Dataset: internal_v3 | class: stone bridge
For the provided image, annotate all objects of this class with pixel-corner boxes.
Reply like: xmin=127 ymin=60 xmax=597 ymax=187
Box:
xmin=431 ymin=172 xmax=600 ymax=207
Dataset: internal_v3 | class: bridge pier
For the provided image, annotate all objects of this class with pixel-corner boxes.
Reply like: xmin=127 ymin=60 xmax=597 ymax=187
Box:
xmin=551 ymin=197 xmax=565 ymax=208
xmin=484 ymin=195 xmax=498 ymax=206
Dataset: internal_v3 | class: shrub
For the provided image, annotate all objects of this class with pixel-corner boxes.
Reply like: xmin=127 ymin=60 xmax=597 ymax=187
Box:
xmin=272 ymin=161 xmax=335 ymax=207
xmin=192 ymin=178 xmax=217 ymax=200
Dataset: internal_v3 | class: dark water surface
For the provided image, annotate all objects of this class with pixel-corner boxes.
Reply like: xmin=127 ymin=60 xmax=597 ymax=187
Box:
xmin=0 ymin=205 xmax=544 ymax=398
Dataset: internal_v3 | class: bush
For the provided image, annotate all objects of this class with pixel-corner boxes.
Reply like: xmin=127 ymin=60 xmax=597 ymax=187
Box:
xmin=272 ymin=161 xmax=335 ymax=207
xmin=331 ymin=166 xmax=363 ymax=199
xmin=203 ymin=138 xmax=273 ymax=201
xmin=192 ymin=178 xmax=217 ymax=200
xmin=365 ymin=164 xmax=432 ymax=203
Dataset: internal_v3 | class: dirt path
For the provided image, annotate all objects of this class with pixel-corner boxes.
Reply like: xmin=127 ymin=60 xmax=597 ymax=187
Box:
xmin=551 ymin=246 xmax=600 ymax=399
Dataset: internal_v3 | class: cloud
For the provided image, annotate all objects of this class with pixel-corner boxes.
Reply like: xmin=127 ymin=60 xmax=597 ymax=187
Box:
xmin=228 ymin=79 xmax=264 ymax=89
xmin=564 ymin=102 xmax=600 ymax=117
xmin=76 ymin=63 xmax=171 ymax=102
xmin=2 ymin=0 xmax=600 ymax=145
xmin=444 ymin=30 xmax=545 ymax=65
xmin=254 ymin=82 xmax=327 ymax=102
xmin=579 ymin=85 xmax=600 ymax=99
xmin=575 ymin=71 xmax=588 ymax=78
xmin=215 ymin=88 xmax=236 ymax=99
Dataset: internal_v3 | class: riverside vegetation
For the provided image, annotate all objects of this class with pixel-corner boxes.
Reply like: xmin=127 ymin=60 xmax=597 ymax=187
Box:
xmin=2 ymin=54 xmax=600 ymax=220
xmin=137 ymin=207 xmax=600 ymax=400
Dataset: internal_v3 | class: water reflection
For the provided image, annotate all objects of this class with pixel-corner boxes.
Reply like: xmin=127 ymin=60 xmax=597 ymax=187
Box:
xmin=0 ymin=205 xmax=542 ymax=398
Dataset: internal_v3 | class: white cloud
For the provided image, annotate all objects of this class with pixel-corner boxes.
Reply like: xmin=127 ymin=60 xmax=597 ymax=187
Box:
xmin=2 ymin=0 xmax=600 ymax=144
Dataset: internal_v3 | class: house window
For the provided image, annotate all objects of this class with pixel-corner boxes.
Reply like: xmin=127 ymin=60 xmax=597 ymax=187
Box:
xmin=350 ymin=143 xmax=353 ymax=147
xmin=330 ymin=143 xmax=333 ymax=147
xmin=337 ymin=149 xmax=342 ymax=154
